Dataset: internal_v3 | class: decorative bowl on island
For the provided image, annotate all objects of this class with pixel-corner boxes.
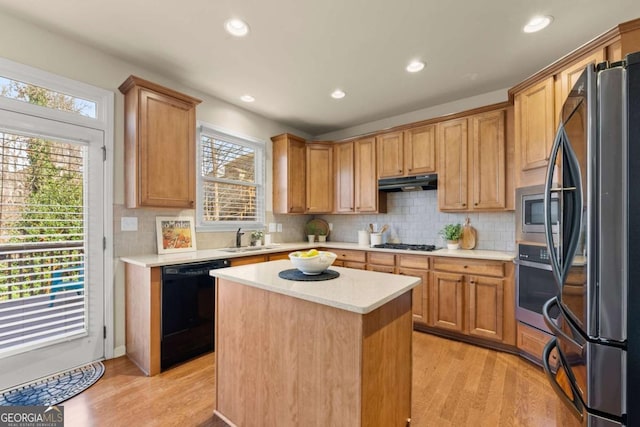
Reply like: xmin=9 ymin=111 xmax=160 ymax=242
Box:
xmin=289 ymin=250 xmax=337 ymax=275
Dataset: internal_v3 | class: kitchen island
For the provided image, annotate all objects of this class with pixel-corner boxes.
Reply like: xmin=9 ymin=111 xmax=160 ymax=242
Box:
xmin=210 ymin=259 xmax=421 ymax=427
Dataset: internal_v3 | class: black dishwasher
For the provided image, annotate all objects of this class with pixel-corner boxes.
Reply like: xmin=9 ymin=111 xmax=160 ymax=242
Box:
xmin=161 ymin=259 xmax=230 ymax=370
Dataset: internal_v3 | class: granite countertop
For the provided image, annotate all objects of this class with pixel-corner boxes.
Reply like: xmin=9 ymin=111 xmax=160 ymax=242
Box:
xmin=210 ymin=259 xmax=421 ymax=314
xmin=120 ymin=241 xmax=515 ymax=267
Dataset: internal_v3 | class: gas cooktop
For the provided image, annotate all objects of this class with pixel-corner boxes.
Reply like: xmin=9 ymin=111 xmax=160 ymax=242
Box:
xmin=373 ymin=243 xmax=437 ymax=252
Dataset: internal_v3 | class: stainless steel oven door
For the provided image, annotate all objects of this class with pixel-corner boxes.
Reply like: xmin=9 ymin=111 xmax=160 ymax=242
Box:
xmin=543 ymin=298 xmax=624 ymax=421
xmin=515 ymin=259 xmax=559 ymax=333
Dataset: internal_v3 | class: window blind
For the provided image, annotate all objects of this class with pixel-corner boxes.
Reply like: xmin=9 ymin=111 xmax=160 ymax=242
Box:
xmin=0 ymin=131 xmax=86 ymax=356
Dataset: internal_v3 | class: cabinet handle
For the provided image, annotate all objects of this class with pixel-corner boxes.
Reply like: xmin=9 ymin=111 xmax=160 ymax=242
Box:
xmin=474 ymin=203 xmax=478 ymax=206
xmin=462 ymin=203 xmax=466 ymax=207
xmin=398 ymin=169 xmax=402 ymax=173
xmin=408 ymin=168 xmax=412 ymax=171
xmin=463 ymin=265 xmax=467 ymax=269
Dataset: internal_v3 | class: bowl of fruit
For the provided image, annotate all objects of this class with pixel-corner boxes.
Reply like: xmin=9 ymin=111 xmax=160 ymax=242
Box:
xmin=289 ymin=249 xmax=337 ymax=275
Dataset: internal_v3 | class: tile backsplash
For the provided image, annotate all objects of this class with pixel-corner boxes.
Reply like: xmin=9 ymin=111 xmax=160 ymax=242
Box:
xmin=317 ymin=191 xmax=515 ymax=252
xmin=114 ymin=191 xmax=515 ymax=258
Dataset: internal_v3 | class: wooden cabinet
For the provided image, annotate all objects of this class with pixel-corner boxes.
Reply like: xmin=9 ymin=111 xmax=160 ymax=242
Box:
xmin=438 ymin=118 xmax=468 ymax=210
xmin=377 ymin=126 xmax=436 ymax=179
xmin=332 ymin=248 xmax=367 ymax=269
xmin=366 ymin=252 xmax=396 ymax=274
xmin=376 ymin=131 xmax=404 ymax=178
xmin=405 ymin=124 xmax=437 ymax=176
xmin=517 ymin=322 xmax=558 ymax=367
xmin=555 ymin=50 xmax=605 ymax=117
xmin=334 ymin=141 xmax=355 ymax=213
xmin=438 ymin=109 xmax=507 ymax=211
xmin=119 ymin=76 xmax=201 ymax=208
xmin=397 ymin=254 xmax=430 ymax=325
xmin=430 ymin=257 xmax=515 ymax=345
xmin=305 ymin=142 xmax=333 ymax=213
xmin=334 ymin=137 xmax=386 ymax=214
xmin=271 ymin=133 xmax=306 ymax=214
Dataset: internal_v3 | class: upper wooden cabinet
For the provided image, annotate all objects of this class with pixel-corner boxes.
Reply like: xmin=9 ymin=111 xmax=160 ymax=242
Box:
xmin=438 ymin=117 xmax=468 ymax=210
xmin=306 ymin=142 xmax=333 ymax=213
xmin=334 ymin=138 xmax=386 ymax=214
xmin=334 ymin=141 xmax=355 ymax=213
xmin=377 ymin=131 xmax=404 ymax=178
xmin=438 ymin=109 xmax=507 ymax=211
xmin=377 ymin=126 xmax=436 ymax=178
xmin=119 ymin=75 xmax=201 ymax=208
xmin=510 ymin=18 xmax=640 ymax=187
xmin=271 ymin=133 xmax=306 ymax=214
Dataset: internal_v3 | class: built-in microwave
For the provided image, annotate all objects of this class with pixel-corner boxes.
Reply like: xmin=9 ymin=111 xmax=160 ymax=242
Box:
xmin=516 ymin=185 xmax=559 ymax=243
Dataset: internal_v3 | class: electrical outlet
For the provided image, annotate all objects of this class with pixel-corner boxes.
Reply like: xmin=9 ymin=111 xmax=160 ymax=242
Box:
xmin=268 ymin=223 xmax=277 ymax=233
xmin=121 ymin=217 xmax=138 ymax=231
xmin=277 ymin=223 xmax=283 ymax=232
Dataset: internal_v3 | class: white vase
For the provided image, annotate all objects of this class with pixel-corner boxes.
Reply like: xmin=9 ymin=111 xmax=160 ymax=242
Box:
xmin=307 ymin=235 xmax=315 ymax=243
xmin=318 ymin=235 xmax=327 ymax=243
xmin=447 ymin=241 xmax=460 ymax=250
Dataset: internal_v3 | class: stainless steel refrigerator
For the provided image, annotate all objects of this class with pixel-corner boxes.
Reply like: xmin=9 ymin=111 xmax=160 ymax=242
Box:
xmin=541 ymin=52 xmax=640 ymax=426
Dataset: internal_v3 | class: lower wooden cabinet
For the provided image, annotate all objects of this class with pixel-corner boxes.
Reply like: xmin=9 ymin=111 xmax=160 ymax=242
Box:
xmin=517 ymin=321 xmax=558 ymax=367
xmin=430 ymin=257 xmax=515 ymax=346
xmin=332 ymin=248 xmax=367 ymax=270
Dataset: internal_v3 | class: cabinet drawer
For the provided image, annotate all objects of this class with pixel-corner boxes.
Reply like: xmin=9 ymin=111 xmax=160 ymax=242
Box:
xmin=517 ymin=322 xmax=558 ymax=366
xmin=367 ymin=265 xmax=395 ymax=274
xmin=397 ymin=254 xmax=429 ymax=270
xmin=342 ymin=261 xmax=367 ymax=270
xmin=230 ymin=255 xmax=266 ymax=266
xmin=333 ymin=249 xmax=366 ymax=263
xmin=367 ymin=252 xmax=396 ymax=266
xmin=432 ymin=257 xmax=504 ymax=277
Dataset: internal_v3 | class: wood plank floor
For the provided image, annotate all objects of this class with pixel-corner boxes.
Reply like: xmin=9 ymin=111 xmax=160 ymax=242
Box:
xmin=62 ymin=332 xmax=580 ymax=427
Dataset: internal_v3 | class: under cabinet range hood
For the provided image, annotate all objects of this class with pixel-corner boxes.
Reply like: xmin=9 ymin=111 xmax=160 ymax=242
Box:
xmin=378 ymin=174 xmax=437 ymax=192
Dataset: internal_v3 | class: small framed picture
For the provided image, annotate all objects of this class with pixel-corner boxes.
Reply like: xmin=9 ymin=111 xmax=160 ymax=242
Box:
xmin=155 ymin=216 xmax=197 ymax=254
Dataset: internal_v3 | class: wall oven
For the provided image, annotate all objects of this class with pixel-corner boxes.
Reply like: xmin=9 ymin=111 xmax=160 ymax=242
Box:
xmin=515 ymin=243 xmax=559 ymax=334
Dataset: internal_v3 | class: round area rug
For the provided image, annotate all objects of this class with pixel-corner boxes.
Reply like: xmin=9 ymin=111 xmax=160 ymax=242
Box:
xmin=0 ymin=361 xmax=104 ymax=406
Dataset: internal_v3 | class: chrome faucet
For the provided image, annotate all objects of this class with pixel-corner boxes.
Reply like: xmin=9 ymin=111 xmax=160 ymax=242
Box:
xmin=236 ymin=228 xmax=244 ymax=248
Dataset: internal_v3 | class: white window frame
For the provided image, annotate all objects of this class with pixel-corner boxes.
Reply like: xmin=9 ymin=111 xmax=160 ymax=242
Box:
xmin=0 ymin=56 xmax=115 ymax=359
xmin=196 ymin=123 xmax=265 ymax=231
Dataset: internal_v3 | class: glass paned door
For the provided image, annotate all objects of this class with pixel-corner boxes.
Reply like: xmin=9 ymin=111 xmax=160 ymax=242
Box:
xmin=0 ymin=110 xmax=104 ymax=390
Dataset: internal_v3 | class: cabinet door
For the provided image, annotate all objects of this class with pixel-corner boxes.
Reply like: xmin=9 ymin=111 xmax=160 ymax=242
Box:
xmin=230 ymin=255 xmax=266 ymax=266
xmin=437 ymin=118 xmax=468 ymax=210
xmin=398 ymin=267 xmax=429 ymax=325
xmin=514 ymin=77 xmax=555 ymax=176
xmin=430 ymin=271 xmax=464 ymax=332
xmin=334 ymin=141 xmax=355 ymax=213
xmin=354 ymin=137 xmax=378 ymax=213
xmin=470 ymin=110 xmax=506 ymax=210
xmin=138 ymin=88 xmax=196 ymax=208
xmin=404 ymin=124 xmax=436 ymax=176
xmin=306 ymin=143 xmax=333 ymax=213
xmin=272 ymin=134 xmax=306 ymax=214
xmin=467 ymin=275 xmax=503 ymax=341
xmin=556 ymin=50 xmax=605 ymax=116
xmin=377 ymin=131 xmax=404 ymax=178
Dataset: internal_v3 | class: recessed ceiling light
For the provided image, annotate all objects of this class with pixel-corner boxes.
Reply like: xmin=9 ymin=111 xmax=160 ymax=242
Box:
xmin=331 ymin=89 xmax=346 ymax=99
xmin=224 ymin=18 xmax=250 ymax=37
xmin=240 ymin=94 xmax=255 ymax=103
xmin=523 ymin=15 xmax=553 ymax=33
xmin=406 ymin=60 xmax=425 ymax=73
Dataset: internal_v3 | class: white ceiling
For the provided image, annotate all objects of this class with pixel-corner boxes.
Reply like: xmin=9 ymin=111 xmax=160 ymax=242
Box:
xmin=1 ymin=1 xmax=639 ymax=136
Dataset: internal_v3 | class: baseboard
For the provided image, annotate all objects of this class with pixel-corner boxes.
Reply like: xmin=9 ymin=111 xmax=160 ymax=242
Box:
xmin=112 ymin=345 xmax=126 ymax=358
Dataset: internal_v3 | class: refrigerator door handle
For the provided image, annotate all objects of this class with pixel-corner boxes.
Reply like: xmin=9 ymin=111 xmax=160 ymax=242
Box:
xmin=543 ymin=297 xmax=579 ymax=347
xmin=544 ymin=125 xmax=564 ymax=288
xmin=542 ymin=338 xmax=585 ymax=422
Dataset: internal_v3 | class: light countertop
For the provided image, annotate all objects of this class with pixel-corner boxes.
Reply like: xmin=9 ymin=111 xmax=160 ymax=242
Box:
xmin=120 ymin=241 xmax=515 ymax=267
xmin=210 ymin=259 xmax=421 ymax=314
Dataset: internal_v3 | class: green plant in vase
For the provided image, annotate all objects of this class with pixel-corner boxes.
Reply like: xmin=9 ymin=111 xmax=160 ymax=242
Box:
xmin=440 ymin=223 xmax=462 ymax=249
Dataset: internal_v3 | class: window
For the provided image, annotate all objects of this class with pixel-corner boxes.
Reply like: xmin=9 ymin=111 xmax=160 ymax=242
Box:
xmin=196 ymin=125 xmax=265 ymax=230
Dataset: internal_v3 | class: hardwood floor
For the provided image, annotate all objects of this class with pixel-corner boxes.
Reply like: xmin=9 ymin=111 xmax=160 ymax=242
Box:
xmin=62 ymin=332 xmax=580 ymax=427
